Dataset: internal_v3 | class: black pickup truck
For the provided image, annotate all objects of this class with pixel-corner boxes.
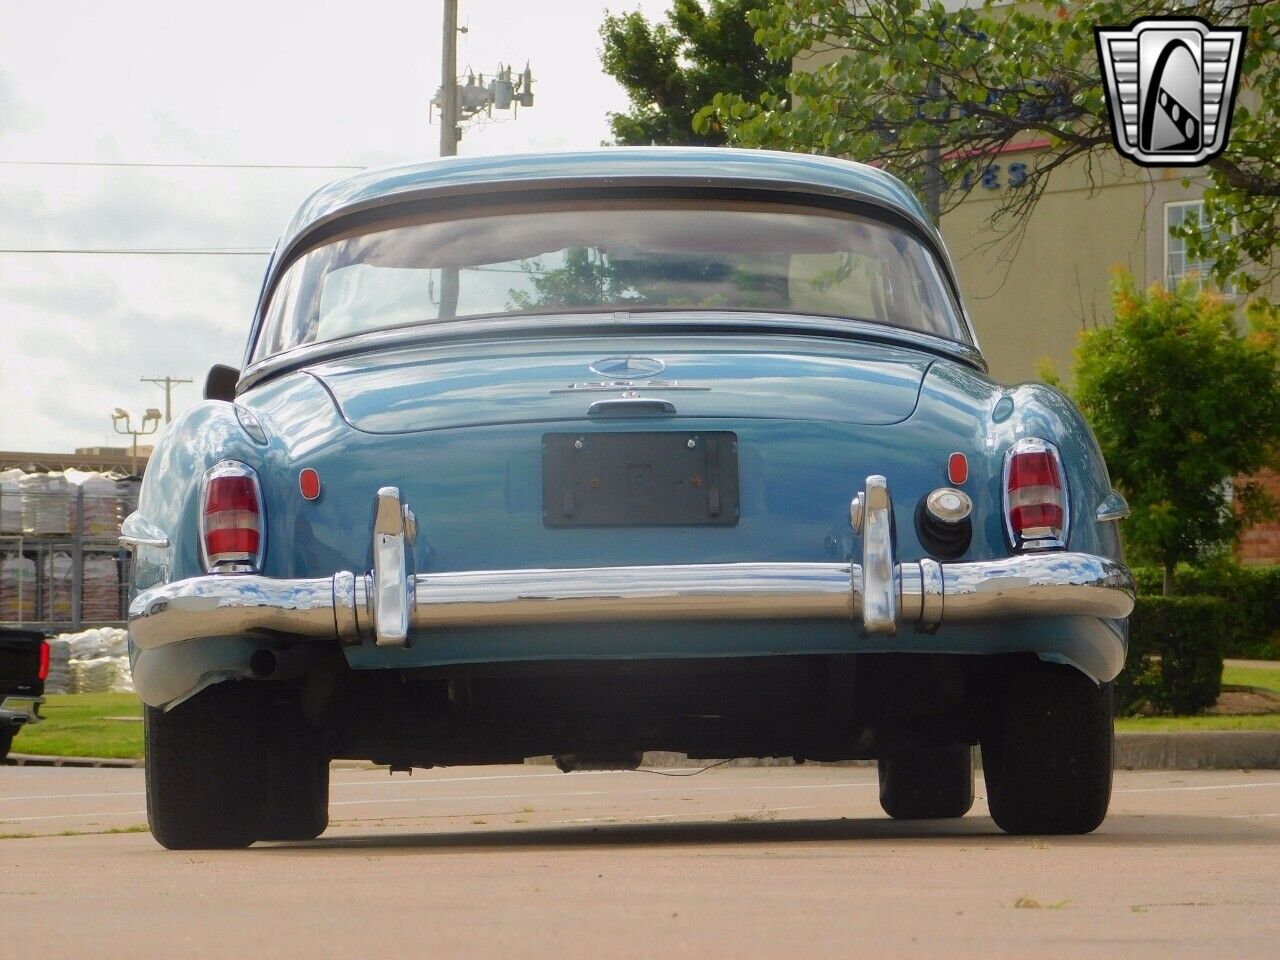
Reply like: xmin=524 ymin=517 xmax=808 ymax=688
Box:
xmin=1 ymin=628 xmax=47 ymax=760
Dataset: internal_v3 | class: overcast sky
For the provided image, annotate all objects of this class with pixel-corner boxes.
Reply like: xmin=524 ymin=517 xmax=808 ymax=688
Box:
xmin=0 ymin=0 xmax=668 ymax=452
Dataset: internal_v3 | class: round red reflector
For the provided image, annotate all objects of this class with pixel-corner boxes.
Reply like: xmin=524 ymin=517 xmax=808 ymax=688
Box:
xmin=947 ymin=452 xmax=968 ymax=485
xmin=299 ymin=468 xmax=321 ymax=501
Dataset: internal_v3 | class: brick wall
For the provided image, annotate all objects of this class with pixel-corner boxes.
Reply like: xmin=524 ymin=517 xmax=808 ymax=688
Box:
xmin=1238 ymin=469 xmax=1280 ymax=565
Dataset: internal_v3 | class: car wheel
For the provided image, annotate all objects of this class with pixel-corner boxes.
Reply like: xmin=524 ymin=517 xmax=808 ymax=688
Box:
xmin=0 ymin=726 xmax=14 ymax=762
xmin=145 ymin=683 xmax=266 ymax=850
xmin=981 ymin=664 xmax=1113 ymax=835
xmin=878 ymin=745 xmax=975 ymax=819
xmin=256 ymin=708 xmax=329 ymax=842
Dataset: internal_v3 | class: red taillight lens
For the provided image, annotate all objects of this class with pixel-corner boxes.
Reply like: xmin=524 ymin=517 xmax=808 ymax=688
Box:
xmin=1004 ymin=439 xmax=1068 ymax=549
xmin=38 ymin=640 xmax=50 ymax=682
xmin=202 ymin=462 xmax=263 ymax=572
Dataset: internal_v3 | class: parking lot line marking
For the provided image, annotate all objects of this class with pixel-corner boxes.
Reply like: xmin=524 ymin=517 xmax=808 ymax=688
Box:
xmin=1115 ymin=782 xmax=1280 ymax=794
xmin=0 ymin=810 xmax=147 ymax=824
xmin=0 ymin=791 xmax=146 ymax=803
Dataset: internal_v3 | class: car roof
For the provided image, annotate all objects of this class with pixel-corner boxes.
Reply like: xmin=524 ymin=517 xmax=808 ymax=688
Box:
xmin=275 ymin=147 xmax=935 ymax=258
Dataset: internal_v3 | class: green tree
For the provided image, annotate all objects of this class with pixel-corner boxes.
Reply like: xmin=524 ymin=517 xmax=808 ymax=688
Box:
xmin=701 ymin=0 xmax=1280 ymax=291
xmin=1073 ymin=270 xmax=1280 ymax=593
xmin=600 ymin=0 xmax=788 ymax=146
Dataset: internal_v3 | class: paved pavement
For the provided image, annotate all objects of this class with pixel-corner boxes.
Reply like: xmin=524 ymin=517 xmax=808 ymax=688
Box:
xmin=1 ymin=764 xmax=1277 ymax=959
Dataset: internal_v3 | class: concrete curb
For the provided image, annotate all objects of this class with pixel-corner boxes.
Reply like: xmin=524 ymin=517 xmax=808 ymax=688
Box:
xmin=4 ymin=753 xmax=141 ymax=769
xmin=610 ymin=731 xmax=1280 ymax=771
xmin=7 ymin=731 xmax=1279 ymax=772
xmin=1113 ymin=731 xmax=1280 ymax=770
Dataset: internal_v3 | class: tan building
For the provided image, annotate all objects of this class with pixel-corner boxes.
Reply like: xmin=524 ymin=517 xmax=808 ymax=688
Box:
xmin=938 ymin=143 xmax=1274 ymax=384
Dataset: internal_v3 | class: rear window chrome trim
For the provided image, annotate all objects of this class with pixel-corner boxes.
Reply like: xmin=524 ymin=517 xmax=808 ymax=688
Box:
xmin=235 ymin=311 xmax=986 ymax=395
xmin=244 ymin=180 xmax=980 ymax=366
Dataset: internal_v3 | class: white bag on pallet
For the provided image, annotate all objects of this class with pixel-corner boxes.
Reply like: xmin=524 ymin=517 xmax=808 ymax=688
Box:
xmin=0 ymin=469 xmax=23 ymax=534
xmin=44 ymin=637 xmax=72 ymax=695
xmin=20 ymin=472 xmax=70 ymax=535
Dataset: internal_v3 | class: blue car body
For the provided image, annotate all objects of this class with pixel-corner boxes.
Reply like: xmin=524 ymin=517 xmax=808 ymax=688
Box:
xmin=125 ymin=148 xmax=1131 ymax=716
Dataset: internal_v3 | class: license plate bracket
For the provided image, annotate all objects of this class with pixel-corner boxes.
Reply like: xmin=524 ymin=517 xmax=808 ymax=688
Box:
xmin=542 ymin=431 xmax=739 ymax=528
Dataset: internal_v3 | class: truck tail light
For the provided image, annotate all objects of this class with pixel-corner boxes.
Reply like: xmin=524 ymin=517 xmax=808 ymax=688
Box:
xmin=38 ymin=640 xmax=50 ymax=682
xmin=1003 ymin=438 xmax=1068 ymax=550
xmin=201 ymin=461 xmax=265 ymax=573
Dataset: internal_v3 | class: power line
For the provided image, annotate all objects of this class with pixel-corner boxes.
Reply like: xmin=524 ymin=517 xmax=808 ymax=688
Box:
xmin=0 ymin=159 xmax=366 ymax=171
xmin=0 ymin=247 xmax=272 ymax=255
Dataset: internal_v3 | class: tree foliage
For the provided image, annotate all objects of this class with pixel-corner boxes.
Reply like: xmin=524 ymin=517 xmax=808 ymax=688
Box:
xmin=700 ymin=0 xmax=1280 ymax=291
xmin=599 ymin=0 xmax=788 ymax=146
xmin=1073 ymin=270 xmax=1280 ymax=589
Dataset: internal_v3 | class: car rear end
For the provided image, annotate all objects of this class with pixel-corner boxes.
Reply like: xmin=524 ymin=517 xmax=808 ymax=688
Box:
xmin=0 ymin=628 xmax=48 ymax=758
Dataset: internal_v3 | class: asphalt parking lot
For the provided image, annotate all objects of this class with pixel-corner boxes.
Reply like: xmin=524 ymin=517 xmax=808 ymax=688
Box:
xmin=1 ymin=763 xmax=1277 ymax=959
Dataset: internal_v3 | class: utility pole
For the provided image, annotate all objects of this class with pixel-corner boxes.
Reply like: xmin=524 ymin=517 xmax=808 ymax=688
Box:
xmin=921 ymin=74 xmax=943 ymax=226
xmin=140 ymin=375 xmax=193 ymax=424
xmin=440 ymin=0 xmax=459 ymax=158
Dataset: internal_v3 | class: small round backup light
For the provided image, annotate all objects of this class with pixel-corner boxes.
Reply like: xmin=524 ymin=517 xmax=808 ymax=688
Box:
xmin=926 ymin=487 xmax=972 ymax=524
xmin=947 ymin=452 xmax=968 ymax=485
xmin=299 ymin=468 xmax=322 ymax=501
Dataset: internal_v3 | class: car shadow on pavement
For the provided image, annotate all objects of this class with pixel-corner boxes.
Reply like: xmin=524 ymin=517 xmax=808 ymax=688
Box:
xmin=252 ymin=812 xmax=1271 ymax=854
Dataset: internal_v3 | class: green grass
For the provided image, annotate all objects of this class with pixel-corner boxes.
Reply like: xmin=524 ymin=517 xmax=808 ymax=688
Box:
xmin=1222 ymin=663 xmax=1280 ymax=693
xmin=12 ymin=693 xmax=143 ymax=759
xmin=1116 ymin=713 xmax=1280 ymax=732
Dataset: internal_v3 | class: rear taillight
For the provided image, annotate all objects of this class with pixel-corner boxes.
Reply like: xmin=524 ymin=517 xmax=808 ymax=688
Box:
xmin=38 ymin=640 xmax=50 ymax=682
xmin=201 ymin=461 xmax=265 ymax=573
xmin=1003 ymin=438 xmax=1068 ymax=550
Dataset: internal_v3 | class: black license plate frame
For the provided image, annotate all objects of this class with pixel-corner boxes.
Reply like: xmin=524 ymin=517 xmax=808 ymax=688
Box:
xmin=542 ymin=431 xmax=739 ymax=528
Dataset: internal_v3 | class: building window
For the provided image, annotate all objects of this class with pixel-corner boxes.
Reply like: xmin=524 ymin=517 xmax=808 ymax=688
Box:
xmin=1165 ymin=201 xmax=1205 ymax=289
xmin=1165 ymin=200 xmax=1230 ymax=292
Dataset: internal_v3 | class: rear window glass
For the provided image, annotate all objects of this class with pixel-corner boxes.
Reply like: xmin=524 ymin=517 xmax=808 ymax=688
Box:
xmin=253 ymin=199 xmax=967 ymax=361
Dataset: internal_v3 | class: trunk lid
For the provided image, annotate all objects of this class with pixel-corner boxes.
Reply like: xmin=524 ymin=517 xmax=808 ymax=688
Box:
xmin=308 ymin=334 xmax=933 ymax=434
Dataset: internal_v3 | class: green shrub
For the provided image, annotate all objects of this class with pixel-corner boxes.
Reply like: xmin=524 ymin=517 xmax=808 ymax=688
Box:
xmin=1129 ymin=562 xmax=1280 ymax=659
xmin=1116 ymin=596 xmax=1225 ymax=716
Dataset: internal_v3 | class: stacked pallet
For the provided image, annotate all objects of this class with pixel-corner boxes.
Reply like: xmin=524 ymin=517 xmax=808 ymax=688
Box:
xmin=40 ymin=551 xmax=75 ymax=623
xmin=81 ymin=556 xmax=122 ymax=622
xmin=0 ymin=554 xmax=37 ymax=622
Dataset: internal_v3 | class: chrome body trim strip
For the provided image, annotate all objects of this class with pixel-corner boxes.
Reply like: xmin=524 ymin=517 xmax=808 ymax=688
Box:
xmin=236 ymin=312 xmax=987 ymax=395
xmin=119 ymin=512 xmax=170 ymax=550
xmin=1096 ymin=489 xmax=1131 ymax=523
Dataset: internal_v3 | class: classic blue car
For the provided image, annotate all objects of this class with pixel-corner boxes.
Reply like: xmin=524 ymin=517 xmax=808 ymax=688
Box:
xmin=122 ymin=148 xmax=1133 ymax=848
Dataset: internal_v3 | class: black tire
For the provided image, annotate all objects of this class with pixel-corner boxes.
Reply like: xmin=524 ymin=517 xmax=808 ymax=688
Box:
xmin=0 ymin=726 xmax=14 ymax=762
xmin=257 ymin=707 xmax=329 ymax=842
xmin=878 ymin=745 xmax=975 ymax=819
xmin=981 ymin=664 xmax=1113 ymax=835
xmin=145 ymin=683 xmax=267 ymax=850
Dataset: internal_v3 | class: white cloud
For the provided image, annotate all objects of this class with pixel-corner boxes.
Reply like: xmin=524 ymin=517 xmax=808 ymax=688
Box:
xmin=0 ymin=0 xmax=669 ymax=451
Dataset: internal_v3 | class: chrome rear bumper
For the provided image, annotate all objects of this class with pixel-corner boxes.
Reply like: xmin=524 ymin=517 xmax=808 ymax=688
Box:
xmin=1 ymin=696 xmax=42 ymax=725
xmin=127 ymin=479 xmax=1134 ymax=652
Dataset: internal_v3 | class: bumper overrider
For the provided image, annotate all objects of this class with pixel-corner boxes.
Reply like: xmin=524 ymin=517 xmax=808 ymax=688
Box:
xmin=128 ymin=477 xmax=1134 ymax=653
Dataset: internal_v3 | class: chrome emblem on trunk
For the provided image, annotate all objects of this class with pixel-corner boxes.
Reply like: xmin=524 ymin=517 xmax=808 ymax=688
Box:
xmin=588 ymin=356 xmax=666 ymax=378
